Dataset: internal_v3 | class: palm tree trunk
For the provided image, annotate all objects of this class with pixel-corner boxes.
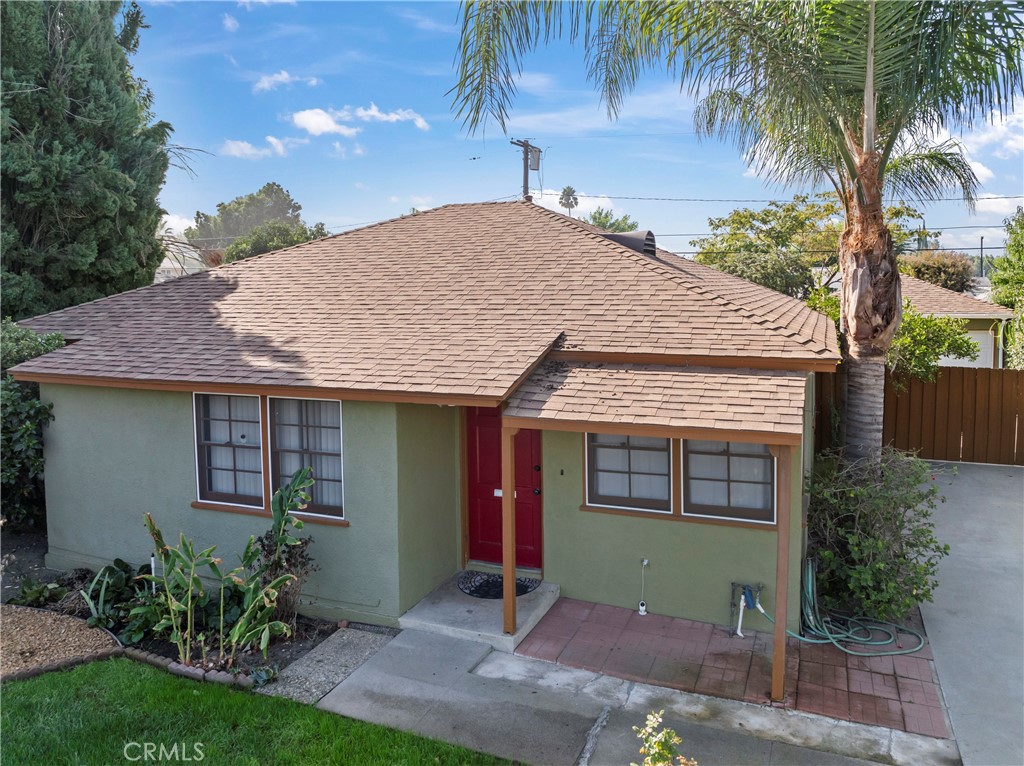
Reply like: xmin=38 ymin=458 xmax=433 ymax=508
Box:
xmin=839 ymin=153 xmax=902 ymax=463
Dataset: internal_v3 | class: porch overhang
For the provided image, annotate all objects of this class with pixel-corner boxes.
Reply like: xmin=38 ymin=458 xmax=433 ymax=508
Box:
xmin=502 ymin=361 xmax=807 ymax=443
xmin=498 ymin=361 xmax=805 ymax=702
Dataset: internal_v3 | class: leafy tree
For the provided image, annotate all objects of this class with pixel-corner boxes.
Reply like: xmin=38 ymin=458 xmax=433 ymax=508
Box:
xmin=1 ymin=318 xmax=65 ymax=526
xmin=807 ymin=291 xmax=977 ymax=383
xmin=582 ymin=206 xmax=638 ymax=233
xmin=185 ymin=182 xmax=304 ymax=250
xmin=691 ymin=194 xmax=929 ymax=298
xmin=990 ymin=206 xmax=1024 ymax=309
xmin=451 ymin=1 xmax=1023 ymax=463
xmin=899 ymin=250 xmax=975 ymax=292
xmin=558 ymin=185 xmax=578 ymax=217
xmin=1005 ymin=311 xmax=1024 ymax=370
xmin=223 ymin=221 xmax=329 ymax=264
xmin=1 ymin=1 xmax=173 ymax=320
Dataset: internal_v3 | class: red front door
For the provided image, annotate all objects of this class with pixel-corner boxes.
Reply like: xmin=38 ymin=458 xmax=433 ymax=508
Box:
xmin=466 ymin=407 xmax=542 ymax=569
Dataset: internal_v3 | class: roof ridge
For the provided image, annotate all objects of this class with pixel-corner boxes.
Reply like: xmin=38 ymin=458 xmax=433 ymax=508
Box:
xmin=524 ymin=203 xmax=833 ymax=357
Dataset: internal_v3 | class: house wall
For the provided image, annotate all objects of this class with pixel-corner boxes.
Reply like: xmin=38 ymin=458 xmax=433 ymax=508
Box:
xmin=540 ymin=430 xmax=803 ymax=632
xmin=939 ymin=319 xmax=1002 ymax=368
xmin=395 ymin=403 xmax=462 ymax=613
xmin=38 ymin=384 xmax=408 ymax=625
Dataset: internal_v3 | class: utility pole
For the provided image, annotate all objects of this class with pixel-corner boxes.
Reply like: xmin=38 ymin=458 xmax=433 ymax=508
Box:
xmin=510 ymin=138 xmax=540 ymax=201
xmin=980 ymin=236 xmax=985 ymax=277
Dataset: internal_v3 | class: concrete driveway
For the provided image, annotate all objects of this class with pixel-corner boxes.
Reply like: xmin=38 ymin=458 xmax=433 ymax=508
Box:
xmin=921 ymin=462 xmax=1024 ymax=766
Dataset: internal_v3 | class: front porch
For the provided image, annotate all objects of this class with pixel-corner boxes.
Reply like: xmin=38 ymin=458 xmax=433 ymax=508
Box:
xmin=516 ymin=597 xmax=951 ymax=739
xmin=398 ymin=572 xmax=560 ymax=653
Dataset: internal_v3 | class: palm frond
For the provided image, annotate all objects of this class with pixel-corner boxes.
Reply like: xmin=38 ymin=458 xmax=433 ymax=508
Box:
xmin=883 ymin=140 xmax=978 ymax=210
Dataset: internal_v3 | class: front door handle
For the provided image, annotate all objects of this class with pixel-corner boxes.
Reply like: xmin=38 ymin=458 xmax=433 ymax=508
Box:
xmin=533 ymin=488 xmax=541 ymax=496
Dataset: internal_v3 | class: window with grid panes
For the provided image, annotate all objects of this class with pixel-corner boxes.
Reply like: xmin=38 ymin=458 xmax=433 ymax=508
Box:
xmin=269 ymin=398 xmax=344 ymax=516
xmin=684 ymin=440 xmax=774 ymax=523
xmin=586 ymin=434 xmax=671 ymax=512
xmin=195 ymin=394 xmax=263 ymax=506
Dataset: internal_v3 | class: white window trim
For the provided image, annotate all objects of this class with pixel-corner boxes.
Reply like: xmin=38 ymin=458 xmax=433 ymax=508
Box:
xmin=193 ymin=392 xmax=265 ymax=510
xmin=681 ymin=446 xmax=777 ymax=526
xmin=584 ymin=433 xmax=674 ymax=515
xmin=267 ymin=396 xmax=346 ymax=518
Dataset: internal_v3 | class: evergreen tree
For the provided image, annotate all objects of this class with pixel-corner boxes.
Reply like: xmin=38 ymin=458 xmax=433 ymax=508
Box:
xmin=185 ymin=182 xmax=304 ymax=250
xmin=1 ymin=1 xmax=172 ymax=320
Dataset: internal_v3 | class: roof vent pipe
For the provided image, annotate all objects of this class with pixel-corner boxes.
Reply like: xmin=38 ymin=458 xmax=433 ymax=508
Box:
xmin=602 ymin=230 xmax=657 ymax=259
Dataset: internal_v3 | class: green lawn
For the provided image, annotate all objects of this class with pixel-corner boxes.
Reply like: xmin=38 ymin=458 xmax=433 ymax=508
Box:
xmin=1 ymin=658 xmax=513 ymax=765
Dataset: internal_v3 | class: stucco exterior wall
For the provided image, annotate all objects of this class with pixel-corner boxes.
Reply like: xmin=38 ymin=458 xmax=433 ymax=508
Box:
xmin=39 ymin=384 xmax=405 ymax=624
xmin=396 ymin=403 xmax=461 ymax=613
xmin=540 ymin=430 xmax=804 ymax=632
xmin=939 ymin=318 xmax=1003 ymax=368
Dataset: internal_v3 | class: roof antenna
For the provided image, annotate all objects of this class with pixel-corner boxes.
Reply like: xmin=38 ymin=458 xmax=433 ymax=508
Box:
xmin=510 ymin=139 xmax=540 ymax=202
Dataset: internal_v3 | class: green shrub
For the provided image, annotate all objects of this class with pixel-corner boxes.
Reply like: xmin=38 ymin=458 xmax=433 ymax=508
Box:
xmin=254 ymin=466 xmax=319 ymax=628
xmin=0 ymin=318 xmax=65 ymax=526
xmin=807 ymin=449 xmax=950 ymax=622
xmin=8 ymin=578 xmax=67 ymax=607
xmin=899 ymin=249 xmax=975 ymax=292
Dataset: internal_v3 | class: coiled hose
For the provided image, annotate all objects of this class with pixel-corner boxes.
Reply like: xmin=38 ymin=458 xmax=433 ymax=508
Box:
xmin=751 ymin=559 xmax=925 ymax=657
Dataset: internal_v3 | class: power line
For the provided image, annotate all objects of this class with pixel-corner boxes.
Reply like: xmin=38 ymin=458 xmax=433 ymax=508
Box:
xmin=546 ymin=192 xmax=1024 ymax=204
xmin=658 ymin=222 xmax=1011 ymax=238
xmin=671 ymin=245 xmax=1007 ymax=256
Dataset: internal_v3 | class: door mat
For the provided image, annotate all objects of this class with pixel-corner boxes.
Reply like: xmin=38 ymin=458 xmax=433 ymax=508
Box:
xmin=457 ymin=570 xmax=541 ymax=599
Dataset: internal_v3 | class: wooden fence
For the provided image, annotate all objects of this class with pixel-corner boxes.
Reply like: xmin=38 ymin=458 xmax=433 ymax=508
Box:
xmin=815 ymin=367 xmax=1024 ymax=465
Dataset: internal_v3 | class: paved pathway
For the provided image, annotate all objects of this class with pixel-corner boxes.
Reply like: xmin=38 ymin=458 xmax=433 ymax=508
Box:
xmin=317 ymin=629 xmax=960 ymax=766
xmin=257 ymin=626 xmax=393 ymax=704
xmin=920 ymin=462 xmax=1024 ymax=766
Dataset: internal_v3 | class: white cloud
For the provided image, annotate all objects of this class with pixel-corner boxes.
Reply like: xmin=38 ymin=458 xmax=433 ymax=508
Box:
xmin=532 ymin=188 xmax=615 ymax=218
xmin=514 ymin=72 xmax=556 ymax=96
xmin=938 ymin=226 xmax=1006 ymax=250
xmin=238 ymin=0 xmax=296 ymax=9
xmin=220 ymin=139 xmax=272 ymax=160
xmin=395 ymin=8 xmax=456 ymax=34
xmin=253 ymin=70 xmax=322 ymax=93
xmin=409 ymin=195 xmax=434 ymax=209
xmin=354 ymin=102 xmax=429 ymax=131
xmin=291 ymin=108 xmax=362 ymax=137
xmin=330 ymin=141 xmax=347 ymax=159
xmin=975 ymin=193 xmax=1021 ymax=216
xmin=961 ymin=109 xmax=1024 ymax=160
xmin=389 ymin=195 xmax=400 ymax=203
xmin=969 ymin=160 xmax=995 ymax=184
xmin=222 ymin=13 xmax=239 ymax=32
xmin=354 ymin=182 xmax=368 ymax=190
xmin=265 ymin=135 xmax=307 ymax=157
xmin=161 ymin=213 xmax=193 ymax=236
xmin=352 ymin=143 xmax=365 ymax=156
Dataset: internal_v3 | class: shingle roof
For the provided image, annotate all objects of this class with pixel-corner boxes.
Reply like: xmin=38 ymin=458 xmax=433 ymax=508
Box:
xmin=900 ymin=275 xmax=1013 ymax=318
xmin=14 ymin=201 xmax=839 ymax=400
xmin=505 ymin=361 xmax=806 ymax=439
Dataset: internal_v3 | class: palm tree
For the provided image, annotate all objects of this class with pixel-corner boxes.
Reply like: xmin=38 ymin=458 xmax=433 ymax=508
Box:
xmin=559 ymin=185 xmax=579 ymax=217
xmin=451 ymin=1 xmax=1023 ymax=463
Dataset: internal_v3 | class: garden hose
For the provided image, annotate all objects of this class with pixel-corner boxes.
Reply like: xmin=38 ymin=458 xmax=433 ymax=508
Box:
xmin=749 ymin=560 xmax=926 ymax=657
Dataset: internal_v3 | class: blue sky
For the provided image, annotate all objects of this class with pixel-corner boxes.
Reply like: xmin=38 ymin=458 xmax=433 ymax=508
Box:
xmin=139 ymin=1 xmax=1024 ymax=255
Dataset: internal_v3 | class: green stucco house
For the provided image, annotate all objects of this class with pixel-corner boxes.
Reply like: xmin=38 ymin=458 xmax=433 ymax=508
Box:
xmin=13 ymin=201 xmax=840 ymax=700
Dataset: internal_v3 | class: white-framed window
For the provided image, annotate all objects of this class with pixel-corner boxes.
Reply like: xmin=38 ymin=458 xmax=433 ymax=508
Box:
xmin=585 ymin=433 xmax=672 ymax=513
xmin=194 ymin=394 xmax=264 ymax=507
xmin=683 ymin=440 xmax=775 ymax=524
xmin=192 ymin=393 xmax=345 ymax=518
xmin=582 ymin=434 xmax=776 ymax=525
xmin=269 ymin=398 xmax=344 ymax=517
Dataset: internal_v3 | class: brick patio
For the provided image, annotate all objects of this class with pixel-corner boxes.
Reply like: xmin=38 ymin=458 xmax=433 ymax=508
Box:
xmin=515 ymin=598 xmax=951 ymax=739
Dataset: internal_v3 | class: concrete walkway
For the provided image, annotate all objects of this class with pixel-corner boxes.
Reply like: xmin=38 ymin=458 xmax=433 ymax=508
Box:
xmin=920 ymin=462 xmax=1024 ymax=766
xmin=317 ymin=629 xmax=960 ymax=766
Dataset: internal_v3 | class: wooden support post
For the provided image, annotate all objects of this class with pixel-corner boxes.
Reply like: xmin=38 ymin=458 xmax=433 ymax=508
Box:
xmin=501 ymin=425 xmax=519 ymax=634
xmin=771 ymin=445 xmax=793 ymax=702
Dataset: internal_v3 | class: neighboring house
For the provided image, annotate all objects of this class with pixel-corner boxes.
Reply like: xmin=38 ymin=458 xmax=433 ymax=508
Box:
xmin=12 ymin=202 xmax=840 ymax=700
xmin=154 ymin=238 xmax=216 ymax=284
xmin=899 ymin=274 xmax=1014 ymax=368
